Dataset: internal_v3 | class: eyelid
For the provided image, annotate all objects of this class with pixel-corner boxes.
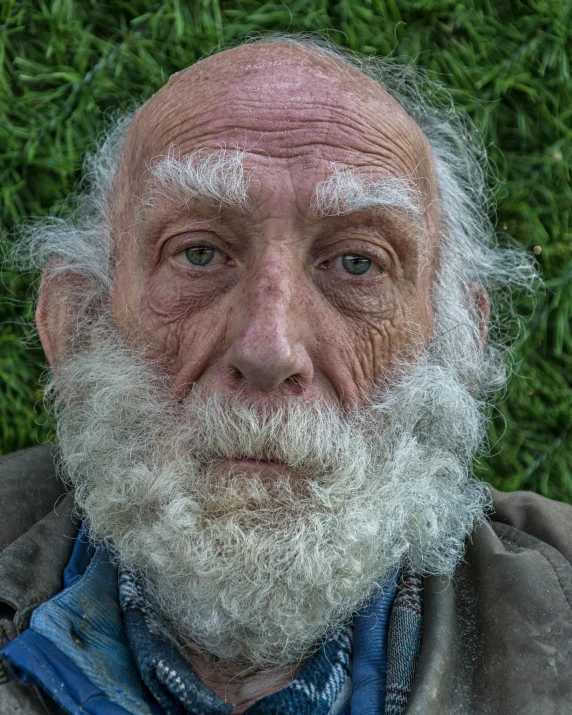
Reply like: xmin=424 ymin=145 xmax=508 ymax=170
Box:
xmin=163 ymin=232 xmax=226 ymax=259
xmin=333 ymin=254 xmax=382 ymax=275
xmin=315 ymin=235 xmax=391 ymax=262
xmin=161 ymin=227 xmax=216 ymax=246
xmin=316 ymin=245 xmax=389 ymax=274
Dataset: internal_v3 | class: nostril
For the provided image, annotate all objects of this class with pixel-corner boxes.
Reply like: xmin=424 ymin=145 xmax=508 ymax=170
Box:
xmin=226 ymin=365 xmax=246 ymax=384
xmin=284 ymin=373 xmax=305 ymax=391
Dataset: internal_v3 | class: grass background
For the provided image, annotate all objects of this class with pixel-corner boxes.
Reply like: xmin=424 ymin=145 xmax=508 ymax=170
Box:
xmin=1 ymin=0 xmax=571 ymax=500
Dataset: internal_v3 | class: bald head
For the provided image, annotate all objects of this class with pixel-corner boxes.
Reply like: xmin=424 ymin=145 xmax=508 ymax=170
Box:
xmin=113 ymin=41 xmax=437 ymax=234
xmin=129 ymin=41 xmax=429 ymax=161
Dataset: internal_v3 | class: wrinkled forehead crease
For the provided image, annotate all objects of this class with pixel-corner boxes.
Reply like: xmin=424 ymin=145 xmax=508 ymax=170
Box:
xmin=136 ymin=147 xmax=426 ymax=223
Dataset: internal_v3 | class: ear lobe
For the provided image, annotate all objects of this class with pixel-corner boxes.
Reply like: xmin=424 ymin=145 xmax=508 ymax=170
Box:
xmin=467 ymin=282 xmax=490 ymax=348
xmin=36 ymin=266 xmax=91 ymax=367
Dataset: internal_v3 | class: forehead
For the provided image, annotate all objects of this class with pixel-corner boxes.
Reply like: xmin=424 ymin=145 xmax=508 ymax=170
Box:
xmin=119 ymin=44 xmax=434 ymax=200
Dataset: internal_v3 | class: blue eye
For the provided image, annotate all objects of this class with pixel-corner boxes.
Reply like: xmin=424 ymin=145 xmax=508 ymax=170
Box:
xmin=341 ymin=254 xmax=372 ymax=275
xmin=185 ymin=247 xmax=215 ymax=266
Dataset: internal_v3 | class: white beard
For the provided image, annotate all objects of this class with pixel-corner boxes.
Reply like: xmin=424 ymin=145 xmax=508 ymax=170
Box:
xmin=50 ymin=326 xmax=489 ymax=668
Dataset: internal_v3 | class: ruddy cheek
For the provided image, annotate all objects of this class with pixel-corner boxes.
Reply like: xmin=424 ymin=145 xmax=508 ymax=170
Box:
xmin=357 ymin=324 xmax=400 ymax=388
xmin=319 ymin=299 xmax=426 ymax=402
xmin=148 ymin=274 xmax=240 ymax=377
xmin=135 ymin=300 xmax=229 ymax=383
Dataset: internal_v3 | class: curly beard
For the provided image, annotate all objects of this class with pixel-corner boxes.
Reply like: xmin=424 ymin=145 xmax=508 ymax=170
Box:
xmin=49 ymin=324 xmax=489 ymax=668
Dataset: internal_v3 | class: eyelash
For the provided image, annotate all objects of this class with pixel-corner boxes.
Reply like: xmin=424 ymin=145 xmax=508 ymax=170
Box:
xmin=174 ymin=236 xmax=387 ymax=277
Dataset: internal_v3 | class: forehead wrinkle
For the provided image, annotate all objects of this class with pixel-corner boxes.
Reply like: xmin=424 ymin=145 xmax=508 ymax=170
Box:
xmin=144 ymin=125 xmax=424 ymax=185
xmin=144 ymin=96 xmax=426 ymax=171
xmin=116 ymin=43 xmax=438 ymax=243
xmin=129 ymin=51 xmax=428 ymax=166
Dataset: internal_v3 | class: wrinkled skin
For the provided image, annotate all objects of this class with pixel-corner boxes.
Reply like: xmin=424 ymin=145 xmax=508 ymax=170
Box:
xmin=38 ymin=42 xmax=442 ymax=713
xmin=108 ymin=42 xmax=440 ymax=406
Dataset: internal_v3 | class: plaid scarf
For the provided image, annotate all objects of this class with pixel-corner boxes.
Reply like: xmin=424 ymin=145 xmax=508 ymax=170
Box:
xmin=119 ymin=569 xmax=423 ymax=715
xmin=384 ymin=572 xmax=424 ymax=714
xmin=119 ymin=568 xmax=352 ymax=714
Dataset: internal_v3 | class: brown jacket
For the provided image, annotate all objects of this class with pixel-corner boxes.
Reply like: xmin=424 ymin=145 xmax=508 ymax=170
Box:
xmin=1 ymin=444 xmax=571 ymax=714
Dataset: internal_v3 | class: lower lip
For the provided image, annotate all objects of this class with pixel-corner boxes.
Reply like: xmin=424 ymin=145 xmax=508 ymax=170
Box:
xmin=220 ymin=458 xmax=292 ymax=476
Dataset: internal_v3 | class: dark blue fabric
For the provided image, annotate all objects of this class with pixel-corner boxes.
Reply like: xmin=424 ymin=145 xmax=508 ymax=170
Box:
xmin=246 ymin=628 xmax=352 ymax=714
xmin=1 ymin=542 xmax=156 ymax=715
xmin=2 ymin=629 xmax=134 ymax=715
xmin=384 ymin=572 xmax=424 ymax=715
xmin=62 ymin=523 xmax=95 ymax=588
xmin=350 ymin=574 xmax=399 ymax=715
xmin=119 ymin=570 xmax=232 ymax=715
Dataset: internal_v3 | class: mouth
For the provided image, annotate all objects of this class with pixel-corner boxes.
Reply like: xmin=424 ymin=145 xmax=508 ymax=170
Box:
xmin=219 ymin=457 xmax=292 ymax=477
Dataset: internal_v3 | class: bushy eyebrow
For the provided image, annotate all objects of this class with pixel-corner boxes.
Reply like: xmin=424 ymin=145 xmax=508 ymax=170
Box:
xmin=142 ymin=148 xmax=251 ymax=217
xmin=140 ymin=151 xmax=423 ymax=229
xmin=311 ymin=167 xmax=424 ymax=219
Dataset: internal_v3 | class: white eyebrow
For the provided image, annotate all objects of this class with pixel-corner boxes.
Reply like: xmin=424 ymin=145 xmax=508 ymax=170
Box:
xmin=143 ymin=147 xmax=250 ymax=214
xmin=311 ymin=168 xmax=424 ymax=219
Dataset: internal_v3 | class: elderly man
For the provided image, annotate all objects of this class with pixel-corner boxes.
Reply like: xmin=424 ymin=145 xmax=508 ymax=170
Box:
xmin=0 ymin=37 xmax=570 ymax=715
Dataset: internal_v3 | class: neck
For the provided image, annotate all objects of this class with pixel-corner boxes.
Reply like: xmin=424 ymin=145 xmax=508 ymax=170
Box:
xmin=187 ymin=650 xmax=306 ymax=715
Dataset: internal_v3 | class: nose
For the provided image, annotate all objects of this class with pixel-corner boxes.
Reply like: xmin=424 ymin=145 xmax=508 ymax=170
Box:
xmin=222 ymin=260 xmax=314 ymax=393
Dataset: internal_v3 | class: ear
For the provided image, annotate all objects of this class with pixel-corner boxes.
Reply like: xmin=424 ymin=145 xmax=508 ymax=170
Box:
xmin=467 ymin=282 xmax=490 ymax=348
xmin=36 ymin=265 xmax=91 ymax=367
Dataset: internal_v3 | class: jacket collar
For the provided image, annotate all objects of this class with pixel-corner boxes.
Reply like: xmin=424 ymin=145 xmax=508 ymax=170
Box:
xmin=0 ymin=493 xmax=77 ymax=633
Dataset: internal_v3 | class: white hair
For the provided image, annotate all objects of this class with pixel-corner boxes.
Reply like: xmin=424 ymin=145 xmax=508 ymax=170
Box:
xmin=146 ymin=152 xmax=422 ymax=220
xmin=143 ymin=146 xmax=251 ymax=217
xmin=312 ymin=169 xmax=423 ymax=218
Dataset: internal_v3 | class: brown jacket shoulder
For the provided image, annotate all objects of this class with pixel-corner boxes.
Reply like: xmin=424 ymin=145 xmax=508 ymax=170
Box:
xmin=0 ymin=445 xmax=74 ymax=715
xmin=407 ymin=486 xmax=572 ymax=714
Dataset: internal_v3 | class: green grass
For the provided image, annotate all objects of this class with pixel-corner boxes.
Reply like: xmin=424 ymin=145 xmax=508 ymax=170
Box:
xmin=1 ymin=0 xmax=571 ymax=500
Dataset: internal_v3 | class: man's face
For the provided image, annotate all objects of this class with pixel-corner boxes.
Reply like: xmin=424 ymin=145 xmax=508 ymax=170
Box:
xmin=36 ymin=43 xmax=489 ymax=668
xmin=109 ymin=44 xmax=440 ymax=422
